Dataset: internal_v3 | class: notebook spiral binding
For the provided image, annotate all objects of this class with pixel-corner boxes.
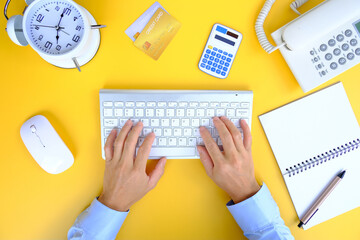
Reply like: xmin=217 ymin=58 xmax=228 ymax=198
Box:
xmin=284 ymin=138 xmax=360 ymax=177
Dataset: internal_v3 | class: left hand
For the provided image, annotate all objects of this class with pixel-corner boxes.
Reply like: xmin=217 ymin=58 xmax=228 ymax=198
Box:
xmin=98 ymin=120 xmax=167 ymax=212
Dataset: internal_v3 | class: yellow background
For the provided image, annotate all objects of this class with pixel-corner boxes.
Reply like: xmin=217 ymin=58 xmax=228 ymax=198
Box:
xmin=1 ymin=0 xmax=360 ymax=239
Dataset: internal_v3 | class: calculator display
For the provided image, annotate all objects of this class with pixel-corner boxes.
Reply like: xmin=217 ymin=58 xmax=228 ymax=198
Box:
xmin=355 ymin=21 xmax=360 ymax=34
xmin=215 ymin=35 xmax=235 ymax=46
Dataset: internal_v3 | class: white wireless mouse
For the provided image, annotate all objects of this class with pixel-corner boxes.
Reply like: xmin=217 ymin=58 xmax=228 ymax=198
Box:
xmin=20 ymin=115 xmax=74 ymax=174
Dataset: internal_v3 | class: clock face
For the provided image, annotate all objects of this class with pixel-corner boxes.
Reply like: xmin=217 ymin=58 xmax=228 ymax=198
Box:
xmin=24 ymin=1 xmax=85 ymax=55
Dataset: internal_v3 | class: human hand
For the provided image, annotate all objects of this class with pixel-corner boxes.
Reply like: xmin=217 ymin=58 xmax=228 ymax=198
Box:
xmin=98 ymin=120 xmax=167 ymax=212
xmin=198 ymin=117 xmax=260 ymax=204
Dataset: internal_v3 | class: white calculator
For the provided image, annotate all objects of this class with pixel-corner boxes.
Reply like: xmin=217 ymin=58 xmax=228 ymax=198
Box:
xmin=198 ymin=24 xmax=243 ymax=79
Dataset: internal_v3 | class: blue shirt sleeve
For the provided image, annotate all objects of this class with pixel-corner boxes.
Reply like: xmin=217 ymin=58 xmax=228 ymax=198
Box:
xmin=68 ymin=198 xmax=128 ymax=240
xmin=226 ymin=183 xmax=294 ymax=240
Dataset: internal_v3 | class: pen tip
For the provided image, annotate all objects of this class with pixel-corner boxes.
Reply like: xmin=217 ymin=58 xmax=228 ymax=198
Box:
xmin=298 ymin=222 xmax=304 ymax=228
xmin=338 ymin=170 xmax=346 ymax=179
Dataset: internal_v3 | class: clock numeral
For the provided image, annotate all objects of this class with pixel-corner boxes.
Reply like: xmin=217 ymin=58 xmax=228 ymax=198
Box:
xmin=66 ymin=43 xmax=72 ymax=48
xmin=72 ymin=35 xmax=80 ymax=43
xmin=74 ymin=17 xmax=78 ymax=21
xmin=35 ymin=26 xmax=40 ymax=30
xmin=63 ymin=8 xmax=71 ymax=16
xmin=38 ymin=35 xmax=43 ymax=40
xmin=75 ymin=26 xmax=82 ymax=31
xmin=36 ymin=14 xmax=44 ymax=23
xmin=44 ymin=41 xmax=53 ymax=49
xmin=55 ymin=6 xmax=60 ymax=11
xmin=56 ymin=45 xmax=62 ymax=51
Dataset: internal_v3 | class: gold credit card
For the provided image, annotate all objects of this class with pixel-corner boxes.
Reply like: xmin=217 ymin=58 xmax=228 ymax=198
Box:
xmin=134 ymin=8 xmax=181 ymax=60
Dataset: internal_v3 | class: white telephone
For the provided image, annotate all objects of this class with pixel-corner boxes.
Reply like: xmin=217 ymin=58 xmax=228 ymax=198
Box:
xmin=256 ymin=0 xmax=360 ymax=92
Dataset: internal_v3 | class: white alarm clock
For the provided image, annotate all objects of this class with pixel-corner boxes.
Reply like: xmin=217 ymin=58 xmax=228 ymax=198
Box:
xmin=5 ymin=0 xmax=105 ymax=71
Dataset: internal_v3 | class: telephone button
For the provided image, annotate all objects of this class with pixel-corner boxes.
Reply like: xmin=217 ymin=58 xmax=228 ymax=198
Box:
xmin=320 ymin=44 xmax=327 ymax=51
xmin=325 ymin=53 xmax=332 ymax=61
xmin=342 ymin=43 xmax=349 ymax=51
xmin=350 ymin=39 xmax=358 ymax=46
xmin=310 ymin=50 xmax=315 ymax=55
xmin=347 ymin=53 xmax=355 ymax=60
xmin=338 ymin=57 xmax=346 ymax=65
xmin=345 ymin=30 xmax=352 ymax=37
xmin=330 ymin=62 xmax=338 ymax=70
xmin=333 ymin=48 xmax=341 ymax=56
xmin=336 ymin=34 xmax=344 ymax=42
xmin=355 ymin=48 xmax=360 ymax=55
xmin=328 ymin=39 xmax=336 ymax=47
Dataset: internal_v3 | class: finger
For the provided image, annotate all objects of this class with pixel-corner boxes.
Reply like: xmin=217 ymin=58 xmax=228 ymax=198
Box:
xmin=104 ymin=129 xmax=117 ymax=161
xmin=220 ymin=116 xmax=245 ymax=152
xmin=120 ymin=121 xmax=144 ymax=166
xmin=241 ymin=119 xmax=252 ymax=151
xmin=112 ymin=120 xmax=133 ymax=162
xmin=197 ymin=146 xmax=214 ymax=177
xmin=199 ymin=126 xmax=223 ymax=165
xmin=148 ymin=157 xmax=167 ymax=190
xmin=213 ymin=117 xmax=237 ymax=155
xmin=135 ymin=132 xmax=155 ymax=171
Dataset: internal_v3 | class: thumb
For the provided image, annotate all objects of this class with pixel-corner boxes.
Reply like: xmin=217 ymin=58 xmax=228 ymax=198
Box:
xmin=148 ymin=157 xmax=167 ymax=190
xmin=197 ymin=146 xmax=214 ymax=177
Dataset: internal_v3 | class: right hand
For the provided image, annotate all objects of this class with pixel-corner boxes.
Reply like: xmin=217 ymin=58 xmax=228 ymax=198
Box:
xmin=198 ymin=117 xmax=260 ymax=204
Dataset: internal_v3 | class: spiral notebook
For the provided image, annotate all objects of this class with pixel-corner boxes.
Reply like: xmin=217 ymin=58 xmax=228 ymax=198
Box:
xmin=259 ymin=82 xmax=360 ymax=230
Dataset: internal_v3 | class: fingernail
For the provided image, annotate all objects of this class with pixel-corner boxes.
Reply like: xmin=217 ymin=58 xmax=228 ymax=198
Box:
xmin=197 ymin=146 xmax=202 ymax=154
xmin=213 ymin=117 xmax=219 ymax=121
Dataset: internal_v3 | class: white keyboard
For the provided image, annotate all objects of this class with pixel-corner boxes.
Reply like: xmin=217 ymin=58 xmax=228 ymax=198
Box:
xmin=99 ymin=90 xmax=253 ymax=159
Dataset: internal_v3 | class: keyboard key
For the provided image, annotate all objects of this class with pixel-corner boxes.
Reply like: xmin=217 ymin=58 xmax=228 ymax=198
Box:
xmin=328 ymin=39 xmax=336 ymax=47
xmin=200 ymin=102 xmax=209 ymax=107
xmin=187 ymin=109 xmax=195 ymax=117
xmin=164 ymin=128 xmax=172 ymax=136
xmin=125 ymin=102 xmax=135 ymax=107
xmin=192 ymin=119 xmax=200 ymax=127
xmin=176 ymin=109 xmax=185 ymax=117
xmin=151 ymin=119 xmax=160 ymax=127
xmin=236 ymin=109 xmax=249 ymax=117
xmin=188 ymin=138 xmax=197 ymax=146
xmin=105 ymin=119 xmax=118 ymax=127
xmin=166 ymin=109 xmax=175 ymax=117
xmin=193 ymin=128 xmax=201 ymax=136
xmin=240 ymin=102 xmax=250 ymax=108
xmin=184 ymin=128 xmax=192 ymax=136
xmin=146 ymin=147 xmax=195 ymax=157
xmin=136 ymin=102 xmax=146 ymax=107
xmin=196 ymin=109 xmax=205 ymax=117
xmin=197 ymin=138 xmax=204 ymax=146
xmin=114 ymin=102 xmax=124 ymax=107
xmin=143 ymin=128 xmax=152 ymax=136
xmin=161 ymin=119 xmax=170 ymax=127
xmin=172 ymin=119 xmax=180 ymax=126
xmin=147 ymin=102 xmax=156 ymax=107
xmin=216 ymin=108 xmax=225 ymax=116
xmin=104 ymin=109 xmax=113 ymax=117
xmin=169 ymin=138 xmax=177 ymax=146
xmin=182 ymin=118 xmax=190 ymax=126
xmin=336 ymin=34 xmax=344 ymax=42
xmin=179 ymin=138 xmax=187 ymax=146
xmin=201 ymin=118 xmax=210 ymax=126
xmin=119 ymin=119 xmax=128 ymax=127
xmin=158 ymin=138 xmax=167 ymax=146
xmin=146 ymin=109 xmax=154 ymax=117
xmin=208 ymin=61 xmax=213 ymax=65
xmin=226 ymin=109 xmax=235 ymax=117
xmin=140 ymin=119 xmax=150 ymax=127
xmin=333 ymin=48 xmax=341 ymax=56
xmin=174 ymin=128 xmax=182 ymax=136
xmin=218 ymin=65 xmax=223 ymax=70
xmin=125 ymin=109 xmax=134 ymax=117
xmin=103 ymin=102 xmax=113 ymax=107
xmin=135 ymin=109 xmax=144 ymax=117
xmin=156 ymin=109 xmax=165 ymax=117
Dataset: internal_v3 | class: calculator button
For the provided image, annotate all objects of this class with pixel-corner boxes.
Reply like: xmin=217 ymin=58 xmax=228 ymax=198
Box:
xmin=345 ymin=29 xmax=352 ymax=37
xmin=220 ymin=60 xmax=225 ymax=65
xmin=223 ymin=67 xmax=228 ymax=72
xmin=210 ymin=56 xmax=215 ymax=61
xmin=208 ymin=46 xmax=213 ymax=49
xmin=208 ymin=61 xmax=213 ymax=65
xmin=213 ymin=47 xmax=218 ymax=52
xmin=320 ymin=44 xmax=327 ymax=51
xmin=218 ymin=65 xmax=222 ymax=70
xmin=226 ymin=58 xmax=231 ymax=62
xmin=204 ymin=54 xmax=209 ymax=58
xmin=350 ymin=39 xmax=358 ymax=46
xmin=213 ymin=63 xmax=218 ymax=67
xmin=333 ymin=48 xmax=341 ymax=56
xmin=200 ymin=63 xmax=206 ymax=68
xmin=216 ymin=69 xmax=221 ymax=74
xmin=338 ymin=57 xmax=346 ymax=65
xmin=325 ymin=53 xmax=332 ymax=61
xmin=211 ymin=52 xmax=216 ymax=56
xmin=336 ymin=34 xmax=344 ymax=42
xmin=347 ymin=53 xmax=355 ymax=60
xmin=330 ymin=62 xmax=338 ymax=70
xmin=223 ymin=52 xmax=228 ymax=56
xmin=221 ymin=56 xmax=226 ymax=60
xmin=328 ymin=39 xmax=336 ymax=47
xmin=202 ymin=59 xmax=207 ymax=63
xmin=211 ymin=67 xmax=216 ymax=72
xmin=206 ymin=49 xmax=211 ymax=54
xmin=216 ymin=54 xmax=221 ymax=58
xmin=356 ymin=48 xmax=360 ymax=55
xmin=214 ymin=58 xmax=219 ymax=63
xmin=221 ymin=72 xmax=226 ymax=76
xmin=228 ymin=54 xmax=233 ymax=58
xmin=218 ymin=50 xmax=223 ymax=54
xmin=206 ymin=65 xmax=211 ymax=70
xmin=342 ymin=43 xmax=349 ymax=51
xmin=225 ymin=62 xmax=230 ymax=67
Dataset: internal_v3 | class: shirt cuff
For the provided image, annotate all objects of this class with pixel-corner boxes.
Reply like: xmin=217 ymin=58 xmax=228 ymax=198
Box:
xmin=226 ymin=183 xmax=281 ymax=233
xmin=70 ymin=198 xmax=129 ymax=240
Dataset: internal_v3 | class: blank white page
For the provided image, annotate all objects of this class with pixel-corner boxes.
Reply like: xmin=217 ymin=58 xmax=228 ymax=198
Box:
xmin=259 ymin=82 xmax=360 ymax=229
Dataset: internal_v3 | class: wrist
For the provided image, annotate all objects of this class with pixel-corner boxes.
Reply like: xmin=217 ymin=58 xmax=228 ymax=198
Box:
xmin=98 ymin=193 xmax=130 ymax=212
xmin=230 ymin=180 xmax=261 ymax=204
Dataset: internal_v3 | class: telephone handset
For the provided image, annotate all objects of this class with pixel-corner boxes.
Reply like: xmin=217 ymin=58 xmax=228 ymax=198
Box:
xmin=256 ymin=0 xmax=360 ymax=92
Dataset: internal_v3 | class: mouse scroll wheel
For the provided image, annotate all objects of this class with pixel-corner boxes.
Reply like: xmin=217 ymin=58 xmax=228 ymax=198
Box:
xmin=30 ymin=125 xmax=37 ymax=133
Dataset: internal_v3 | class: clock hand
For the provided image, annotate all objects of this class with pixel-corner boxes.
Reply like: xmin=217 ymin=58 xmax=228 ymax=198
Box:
xmin=55 ymin=11 xmax=65 ymax=45
xmin=33 ymin=25 xmax=57 ymax=28
xmin=60 ymin=29 xmax=70 ymax=36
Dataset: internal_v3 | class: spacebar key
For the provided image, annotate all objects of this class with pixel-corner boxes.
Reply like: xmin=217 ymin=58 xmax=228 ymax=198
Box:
xmin=149 ymin=148 xmax=195 ymax=157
